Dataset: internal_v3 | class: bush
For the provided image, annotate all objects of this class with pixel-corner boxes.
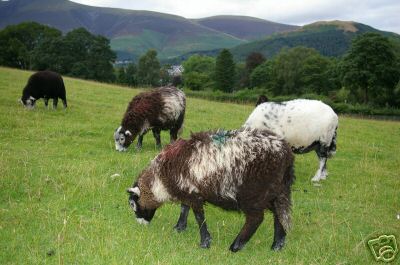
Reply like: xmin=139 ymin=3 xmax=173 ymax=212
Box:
xmin=183 ymin=89 xmax=400 ymax=117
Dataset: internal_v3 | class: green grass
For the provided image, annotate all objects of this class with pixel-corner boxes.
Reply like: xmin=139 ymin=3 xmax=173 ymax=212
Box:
xmin=0 ymin=67 xmax=399 ymax=264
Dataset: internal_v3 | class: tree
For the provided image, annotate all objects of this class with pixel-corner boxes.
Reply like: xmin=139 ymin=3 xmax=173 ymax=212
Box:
xmin=182 ymin=55 xmax=215 ymax=90
xmin=215 ymin=49 xmax=235 ymax=93
xmin=246 ymin=52 xmax=266 ymax=73
xmin=250 ymin=60 xmax=274 ymax=89
xmin=125 ymin=63 xmax=138 ymax=87
xmin=0 ymin=22 xmax=61 ymax=69
xmin=271 ymin=47 xmax=330 ymax=95
xmin=31 ymin=27 xmax=116 ymax=82
xmin=137 ymin=49 xmax=161 ymax=87
xmin=341 ymin=33 xmax=400 ymax=106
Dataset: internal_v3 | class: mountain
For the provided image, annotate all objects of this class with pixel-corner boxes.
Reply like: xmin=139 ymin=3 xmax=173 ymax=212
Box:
xmin=192 ymin=15 xmax=298 ymax=40
xmin=0 ymin=0 xmax=297 ymax=61
xmin=229 ymin=20 xmax=400 ymax=61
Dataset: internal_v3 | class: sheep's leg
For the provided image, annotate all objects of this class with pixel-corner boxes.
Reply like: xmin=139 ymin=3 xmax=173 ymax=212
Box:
xmin=61 ymin=97 xmax=67 ymax=108
xmin=170 ymin=128 xmax=178 ymax=143
xmin=44 ymin=98 xmax=49 ymax=108
xmin=271 ymin=208 xmax=287 ymax=251
xmin=174 ymin=204 xmax=190 ymax=232
xmin=193 ymin=206 xmax=212 ymax=248
xmin=152 ymin=128 xmax=162 ymax=149
xmin=52 ymin=98 xmax=58 ymax=109
xmin=229 ymin=211 xmax=264 ymax=252
xmin=136 ymin=134 xmax=144 ymax=150
xmin=312 ymin=145 xmax=328 ymax=181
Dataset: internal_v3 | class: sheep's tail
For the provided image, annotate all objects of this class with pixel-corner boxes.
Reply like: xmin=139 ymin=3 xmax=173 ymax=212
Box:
xmin=275 ymin=163 xmax=295 ymax=232
xmin=327 ymin=127 xmax=337 ymax=158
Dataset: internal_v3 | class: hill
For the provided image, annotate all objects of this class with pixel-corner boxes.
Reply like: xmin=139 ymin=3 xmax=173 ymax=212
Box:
xmin=192 ymin=15 xmax=298 ymax=40
xmin=0 ymin=0 xmax=296 ymax=61
xmin=0 ymin=0 xmax=245 ymax=60
xmin=1 ymin=67 xmax=399 ymax=263
xmin=229 ymin=20 xmax=400 ymax=60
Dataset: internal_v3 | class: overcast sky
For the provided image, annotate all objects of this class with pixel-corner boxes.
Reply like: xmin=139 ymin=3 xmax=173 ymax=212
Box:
xmin=70 ymin=0 xmax=400 ymax=34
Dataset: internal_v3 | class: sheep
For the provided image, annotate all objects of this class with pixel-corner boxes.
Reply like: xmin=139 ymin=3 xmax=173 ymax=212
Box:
xmin=127 ymin=128 xmax=295 ymax=252
xmin=255 ymin=94 xmax=268 ymax=106
xmin=20 ymin=70 xmax=67 ymax=109
xmin=114 ymin=86 xmax=185 ymax=151
xmin=244 ymin=98 xmax=338 ymax=182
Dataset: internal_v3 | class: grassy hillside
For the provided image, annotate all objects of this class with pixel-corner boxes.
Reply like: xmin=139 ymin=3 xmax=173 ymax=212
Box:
xmin=0 ymin=0 xmax=245 ymax=60
xmin=0 ymin=67 xmax=399 ymax=264
xmin=192 ymin=15 xmax=298 ymax=40
xmin=0 ymin=0 xmax=255 ymax=61
xmin=230 ymin=21 xmax=400 ymax=60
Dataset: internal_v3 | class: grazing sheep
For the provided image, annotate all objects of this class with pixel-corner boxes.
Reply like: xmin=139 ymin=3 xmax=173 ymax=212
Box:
xmin=20 ymin=70 xmax=67 ymax=109
xmin=127 ymin=128 xmax=295 ymax=252
xmin=256 ymin=94 xmax=268 ymax=106
xmin=244 ymin=98 xmax=338 ymax=182
xmin=114 ymin=86 xmax=185 ymax=151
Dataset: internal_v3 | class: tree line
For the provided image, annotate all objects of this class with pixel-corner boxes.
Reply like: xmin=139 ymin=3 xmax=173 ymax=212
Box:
xmin=1 ymin=22 xmax=399 ymax=107
xmin=180 ymin=33 xmax=400 ymax=107
xmin=0 ymin=22 xmax=116 ymax=82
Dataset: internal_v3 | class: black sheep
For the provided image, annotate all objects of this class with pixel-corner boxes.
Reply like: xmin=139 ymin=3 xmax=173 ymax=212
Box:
xmin=20 ymin=71 xmax=67 ymax=109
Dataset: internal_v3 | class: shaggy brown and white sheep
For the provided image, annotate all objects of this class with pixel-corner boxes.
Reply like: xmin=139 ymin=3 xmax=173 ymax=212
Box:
xmin=114 ymin=86 xmax=185 ymax=151
xmin=127 ymin=128 xmax=295 ymax=252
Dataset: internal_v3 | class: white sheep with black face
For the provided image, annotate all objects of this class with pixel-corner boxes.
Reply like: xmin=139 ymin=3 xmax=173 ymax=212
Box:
xmin=244 ymin=98 xmax=338 ymax=182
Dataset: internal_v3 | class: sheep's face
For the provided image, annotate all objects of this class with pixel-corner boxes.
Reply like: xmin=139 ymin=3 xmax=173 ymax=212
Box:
xmin=21 ymin=95 xmax=36 ymax=109
xmin=127 ymin=185 xmax=156 ymax=225
xmin=114 ymin=126 xmax=134 ymax=151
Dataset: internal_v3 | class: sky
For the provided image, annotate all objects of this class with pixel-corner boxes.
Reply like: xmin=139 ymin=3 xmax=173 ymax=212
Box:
xmin=70 ymin=0 xmax=400 ymax=34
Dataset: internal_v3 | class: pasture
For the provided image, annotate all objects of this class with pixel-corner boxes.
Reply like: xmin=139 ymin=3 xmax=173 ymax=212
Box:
xmin=0 ymin=67 xmax=399 ymax=264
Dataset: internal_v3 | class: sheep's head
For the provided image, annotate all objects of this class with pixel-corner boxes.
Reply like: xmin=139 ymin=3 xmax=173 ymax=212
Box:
xmin=20 ymin=95 xmax=36 ymax=109
xmin=114 ymin=126 xmax=135 ymax=151
xmin=127 ymin=183 xmax=156 ymax=225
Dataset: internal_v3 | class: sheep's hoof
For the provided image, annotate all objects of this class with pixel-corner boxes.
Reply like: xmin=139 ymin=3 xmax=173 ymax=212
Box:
xmin=200 ymin=237 xmax=212 ymax=249
xmin=136 ymin=145 xmax=142 ymax=151
xmin=173 ymin=223 xmax=187 ymax=232
xmin=271 ymin=239 xmax=285 ymax=251
xmin=229 ymin=241 xmax=244 ymax=252
xmin=311 ymin=176 xmax=321 ymax=182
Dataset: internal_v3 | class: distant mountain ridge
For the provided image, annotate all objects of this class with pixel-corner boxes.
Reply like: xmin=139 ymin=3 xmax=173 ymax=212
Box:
xmin=229 ymin=20 xmax=400 ymax=60
xmin=0 ymin=0 xmax=298 ymax=60
xmin=2 ymin=1 xmax=399 ymax=63
xmin=167 ymin=20 xmax=400 ymax=64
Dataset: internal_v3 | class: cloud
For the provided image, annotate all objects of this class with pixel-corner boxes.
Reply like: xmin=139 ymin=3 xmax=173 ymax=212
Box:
xmin=70 ymin=0 xmax=400 ymax=33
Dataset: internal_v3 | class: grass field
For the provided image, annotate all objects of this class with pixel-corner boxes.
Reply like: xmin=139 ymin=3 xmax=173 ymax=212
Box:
xmin=0 ymin=67 xmax=399 ymax=264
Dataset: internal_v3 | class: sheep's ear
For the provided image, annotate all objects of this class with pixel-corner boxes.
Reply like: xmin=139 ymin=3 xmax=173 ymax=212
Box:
xmin=29 ymin=96 xmax=36 ymax=101
xmin=125 ymin=130 xmax=132 ymax=136
xmin=116 ymin=126 xmax=122 ymax=133
xmin=127 ymin=187 xmax=140 ymax=196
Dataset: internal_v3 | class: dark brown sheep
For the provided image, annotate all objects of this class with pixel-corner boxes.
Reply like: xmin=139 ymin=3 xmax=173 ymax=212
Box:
xmin=127 ymin=128 xmax=295 ymax=252
xmin=114 ymin=86 xmax=185 ymax=151
xmin=20 ymin=70 xmax=67 ymax=109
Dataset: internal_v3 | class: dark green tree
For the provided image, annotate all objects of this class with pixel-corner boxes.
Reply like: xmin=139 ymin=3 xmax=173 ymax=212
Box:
xmin=182 ymin=55 xmax=215 ymax=90
xmin=32 ymin=27 xmax=116 ymax=82
xmin=341 ymin=33 xmax=400 ymax=106
xmin=0 ymin=22 xmax=61 ymax=69
xmin=137 ymin=49 xmax=161 ymax=87
xmin=250 ymin=60 xmax=274 ymax=89
xmin=215 ymin=49 xmax=235 ymax=93
xmin=117 ymin=67 xmax=128 ymax=85
xmin=271 ymin=46 xmax=330 ymax=95
xmin=125 ymin=63 xmax=138 ymax=87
